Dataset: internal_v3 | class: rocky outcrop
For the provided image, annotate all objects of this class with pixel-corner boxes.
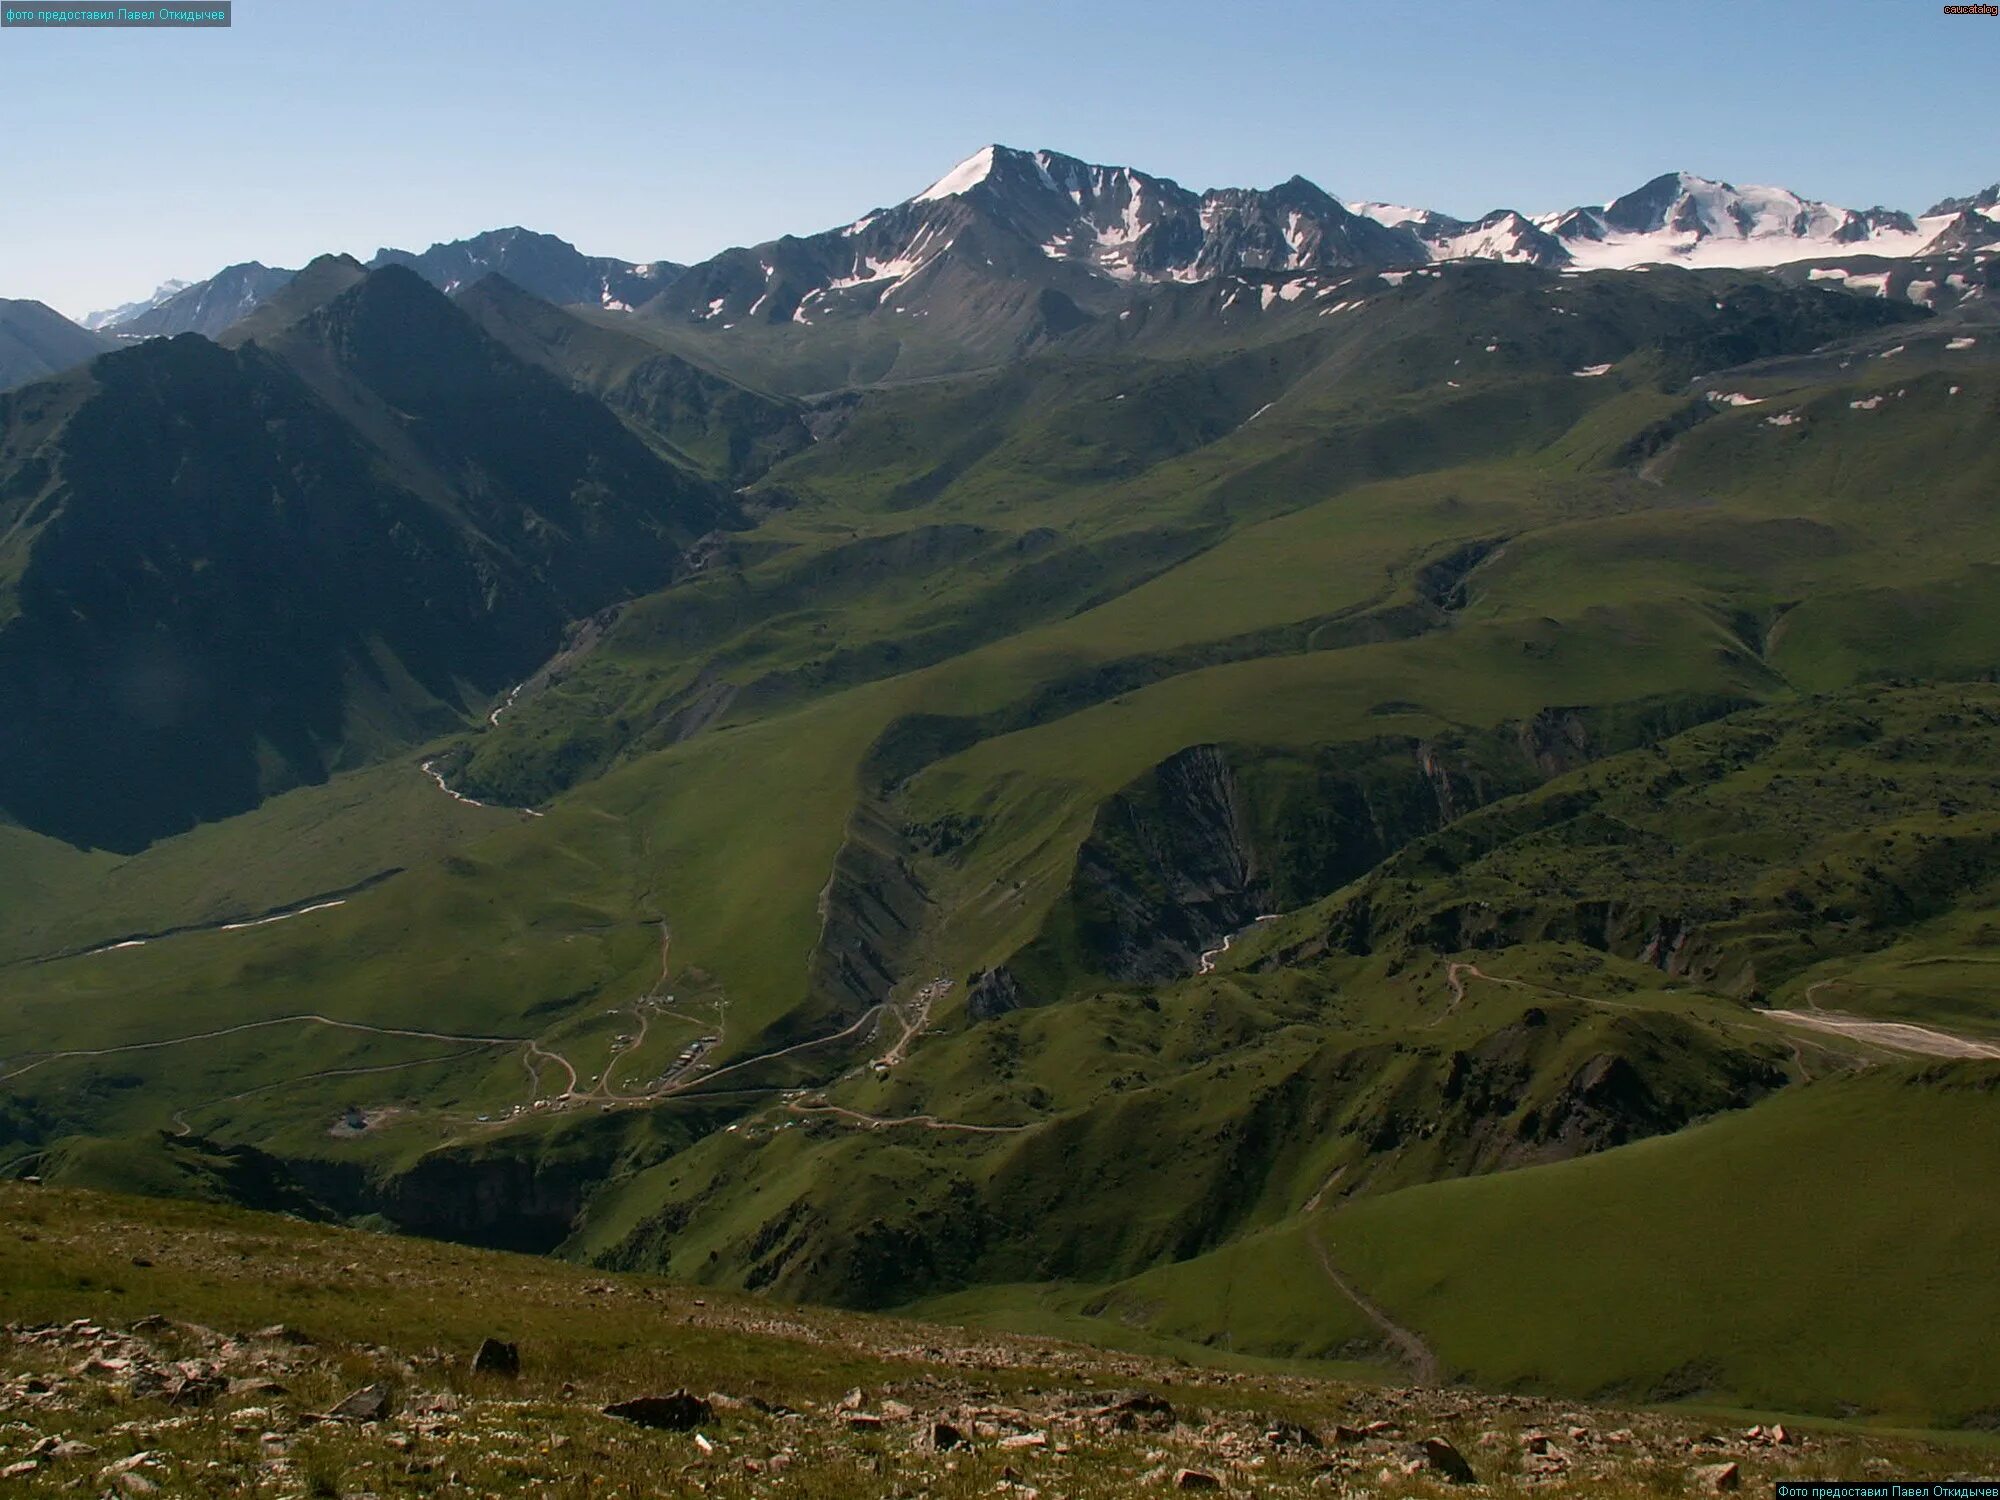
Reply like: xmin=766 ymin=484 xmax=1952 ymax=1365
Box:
xmin=965 ymin=967 xmax=1029 ymax=1020
xmin=1011 ymin=745 xmax=1270 ymax=990
xmin=804 ymin=799 xmax=933 ymax=1027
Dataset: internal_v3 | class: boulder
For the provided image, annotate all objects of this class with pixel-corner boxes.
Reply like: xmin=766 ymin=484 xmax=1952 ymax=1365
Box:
xmin=928 ymin=1420 xmax=972 ymax=1452
xmin=1694 ymin=1462 xmax=1742 ymax=1492
xmin=604 ymin=1390 xmax=715 ymax=1432
xmin=1173 ymin=1470 xmax=1221 ymax=1491
xmin=325 ymin=1382 xmax=392 ymax=1423
xmin=1404 ymin=1436 xmax=1478 ymax=1484
xmin=1089 ymin=1389 xmax=1176 ymax=1429
xmin=1265 ymin=1419 xmax=1322 ymax=1448
xmin=471 ymin=1338 xmax=520 ymax=1377
xmin=166 ymin=1369 xmax=228 ymax=1408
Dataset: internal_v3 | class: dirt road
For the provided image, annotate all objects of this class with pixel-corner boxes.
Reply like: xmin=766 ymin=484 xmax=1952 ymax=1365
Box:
xmin=1307 ymin=1218 xmax=1442 ymax=1385
xmin=1197 ymin=915 xmax=1279 ymax=975
xmin=1 ymin=1013 xmax=525 ymax=1084
xmin=1763 ymin=1008 xmax=2000 ymax=1060
xmin=421 ymin=758 xmax=542 ymax=818
xmin=785 ymin=1098 xmax=1031 ymax=1135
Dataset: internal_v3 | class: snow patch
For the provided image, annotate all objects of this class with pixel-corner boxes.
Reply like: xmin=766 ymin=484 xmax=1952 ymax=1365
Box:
xmin=917 ymin=145 xmax=998 ymax=202
xmin=1948 ymin=336 xmax=1977 ymax=350
xmin=1572 ymin=364 xmax=1613 ymax=378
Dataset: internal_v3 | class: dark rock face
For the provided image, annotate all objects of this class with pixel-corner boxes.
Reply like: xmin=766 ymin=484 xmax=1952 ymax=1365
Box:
xmin=965 ymin=967 xmax=1028 ymax=1021
xmin=1042 ymin=744 xmax=1270 ymax=985
xmin=804 ymin=800 xmax=932 ymax=1027
xmin=1009 ymin=735 xmax=1528 ymax=999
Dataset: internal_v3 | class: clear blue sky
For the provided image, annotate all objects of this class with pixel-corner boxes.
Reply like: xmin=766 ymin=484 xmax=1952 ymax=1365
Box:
xmin=2 ymin=0 xmax=1991 ymax=318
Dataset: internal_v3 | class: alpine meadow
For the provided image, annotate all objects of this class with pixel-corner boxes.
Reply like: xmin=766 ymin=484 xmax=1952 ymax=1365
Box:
xmin=2 ymin=9 xmax=2000 ymax=1492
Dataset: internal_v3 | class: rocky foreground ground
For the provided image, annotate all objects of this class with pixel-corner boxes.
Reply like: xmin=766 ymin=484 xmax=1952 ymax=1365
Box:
xmin=0 ymin=1183 xmax=1990 ymax=1497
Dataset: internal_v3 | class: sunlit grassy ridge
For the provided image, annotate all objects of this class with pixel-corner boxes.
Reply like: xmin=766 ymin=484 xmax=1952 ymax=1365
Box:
xmin=2 ymin=266 xmax=1995 ymax=1428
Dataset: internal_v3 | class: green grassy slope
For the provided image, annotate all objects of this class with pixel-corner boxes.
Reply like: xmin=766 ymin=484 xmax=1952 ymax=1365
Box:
xmin=1 ymin=266 xmax=1995 ymax=1432
xmin=990 ymin=1061 xmax=2000 ymax=1428
xmin=0 ymin=758 xmax=518 ymax=967
xmin=1321 ymin=1061 xmax=2000 ymax=1425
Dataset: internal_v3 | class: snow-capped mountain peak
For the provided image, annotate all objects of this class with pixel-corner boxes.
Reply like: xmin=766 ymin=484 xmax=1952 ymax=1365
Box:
xmin=1548 ymin=171 xmax=1941 ymax=268
xmin=915 ymin=144 xmax=1002 ymax=202
xmin=82 ymin=278 xmax=192 ymax=331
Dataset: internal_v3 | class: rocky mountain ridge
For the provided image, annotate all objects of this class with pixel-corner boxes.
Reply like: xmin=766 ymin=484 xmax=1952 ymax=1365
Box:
xmin=74 ymin=153 xmax=1999 ymax=350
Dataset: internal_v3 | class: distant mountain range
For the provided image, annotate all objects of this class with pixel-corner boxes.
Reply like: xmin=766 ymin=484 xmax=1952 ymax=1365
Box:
xmin=369 ymin=226 xmax=684 ymax=311
xmin=81 ymin=229 xmax=686 ymax=343
xmin=650 ymin=149 xmax=1992 ymax=325
xmin=57 ymin=149 xmax=1996 ymax=382
xmin=79 ymin=278 xmax=190 ymax=330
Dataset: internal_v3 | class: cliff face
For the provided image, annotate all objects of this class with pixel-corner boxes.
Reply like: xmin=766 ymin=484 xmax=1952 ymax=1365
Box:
xmin=803 ymin=798 xmax=933 ymax=1031
xmin=1003 ymin=735 xmax=1532 ymax=1002
xmin=1060 ymin=744 xmax=1270 ymax=983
